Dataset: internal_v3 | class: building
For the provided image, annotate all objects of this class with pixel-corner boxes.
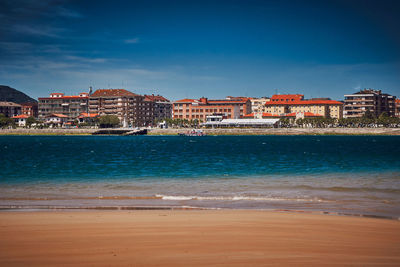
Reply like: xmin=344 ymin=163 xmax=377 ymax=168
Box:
xmin=0 ymin=101 xmax=21 ymax=117
xmin=38 ymin=93 xmax=89 ymax=122
xmin=44 ymin=113 xmax=68 ymax=127
xmin=89 ymin=89 xmax=154 ymax=127
xmin=11 ymin=114 xmax=29 ymax=127
xmin=173 ymin=97 xmax=251 ymax=121
xmin=395 ymin=99 xmax=400 ymax=118
xmin=344 ymin=89 xmax=396 ymax=118
xmin=21 ymin=103 xmax=38 ymax=118
xmin=250 ymin=97 xmax=270 ymax=114
xmin=77 ymin=113 xmax=100 ymax=124
xmin=264 ymin=94 xmax=343 ymax=119
xmin=144 ymin=94 xmax=172 ymax=121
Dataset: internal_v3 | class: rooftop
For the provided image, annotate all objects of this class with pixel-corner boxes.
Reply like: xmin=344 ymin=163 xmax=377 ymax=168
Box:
xmin=0 ymin=101 xmax=21 ymax=107
xmin=90 ymin=89 xmax=138 ymax=97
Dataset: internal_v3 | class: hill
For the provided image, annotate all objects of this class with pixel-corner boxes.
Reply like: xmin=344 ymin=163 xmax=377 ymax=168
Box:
xmin=0 ymin=85 xmax=37 ymax=104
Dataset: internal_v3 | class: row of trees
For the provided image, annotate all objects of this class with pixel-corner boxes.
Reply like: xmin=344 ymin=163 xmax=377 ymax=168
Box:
xmin=279 ymin=112 xmax=400 ymax=128
xmin=0 ymin=114 xmax=38 ymax=128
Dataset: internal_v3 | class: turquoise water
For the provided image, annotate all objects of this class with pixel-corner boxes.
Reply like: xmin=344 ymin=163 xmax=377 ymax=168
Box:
xmin=1 ymin=135 xmax=399 ymax=217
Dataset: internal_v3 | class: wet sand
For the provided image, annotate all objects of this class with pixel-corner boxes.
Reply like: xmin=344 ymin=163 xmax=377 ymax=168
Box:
xmin=0 ymin=210 xmax=399 ymax=266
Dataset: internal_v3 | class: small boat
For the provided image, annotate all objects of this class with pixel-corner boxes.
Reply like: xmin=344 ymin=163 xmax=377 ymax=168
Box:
xmin=178 ymin=129 xmax=206 ymax=136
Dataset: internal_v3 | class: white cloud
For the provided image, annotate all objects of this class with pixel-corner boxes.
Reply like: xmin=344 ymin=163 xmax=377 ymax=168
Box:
xmin=125 ymin=38 xmax=140 ymax=44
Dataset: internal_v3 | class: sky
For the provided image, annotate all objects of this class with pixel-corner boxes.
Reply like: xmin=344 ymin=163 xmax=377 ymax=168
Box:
xmin=0 ymin=0 xmax=399 ymax=101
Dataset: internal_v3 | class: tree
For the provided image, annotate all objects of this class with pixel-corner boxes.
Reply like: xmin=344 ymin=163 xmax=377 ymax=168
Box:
xmin=26 ymin=117 xmax=37 ymax=127
xmin=98 ymin=115 xmax=120 ymax=128
xmin=0 ymin=114 xmax=14 ymax=128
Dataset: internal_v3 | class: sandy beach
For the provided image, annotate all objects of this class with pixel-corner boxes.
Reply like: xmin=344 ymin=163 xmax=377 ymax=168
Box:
xmin=0 ymin=210 xmax=399 ymax=266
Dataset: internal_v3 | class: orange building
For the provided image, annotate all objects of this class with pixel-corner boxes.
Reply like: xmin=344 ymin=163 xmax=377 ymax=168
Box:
xmin=264 ymin=94 xmax=343 ymax=119
xmin=173 ymin=97 xmax=251 ymax=121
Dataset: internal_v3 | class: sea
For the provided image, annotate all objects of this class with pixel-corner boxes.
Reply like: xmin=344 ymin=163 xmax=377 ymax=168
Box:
xmin=1 ymin=135 xmax=399 ymax=218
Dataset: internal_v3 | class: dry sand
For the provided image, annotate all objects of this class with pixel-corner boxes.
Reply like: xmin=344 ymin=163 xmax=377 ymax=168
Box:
xmin=0 ymin=210 xmax=399 ymax=266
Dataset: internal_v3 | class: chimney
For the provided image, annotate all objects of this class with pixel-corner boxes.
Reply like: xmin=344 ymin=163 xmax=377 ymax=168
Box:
xmin=200 ymin=97 xmax=208 ymax=104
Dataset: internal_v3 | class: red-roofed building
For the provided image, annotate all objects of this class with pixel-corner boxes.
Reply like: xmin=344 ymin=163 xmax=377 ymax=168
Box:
xmin=89 ymin=89 xmax=154 ymax=127
xmin=38 ymin=92 xmax=89 ymax=121
xmin=144 ymin=94 xmax=172 ymax=120
xmin=11 ymin=114 xmax=29 ymax=127
xmin=77 ymin=113 xmax=100 ymax=124
xmin=44 ymin=113 xmax=69 ymax=126
xmin=173 ymin=97 xmax=251 ymax=121
xmin=264 ymin=94 xmax=343 ymax=119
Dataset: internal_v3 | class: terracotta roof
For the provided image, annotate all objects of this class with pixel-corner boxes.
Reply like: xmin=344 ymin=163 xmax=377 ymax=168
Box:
xmin=266 ymin=99 xmax=343 ymax=106
xmin=78 ymin=113 xmax=99 ymax=118
xmin=49 ymin=113 xmax=68 ymax=118
xmin=396 ymin=99 xmax=400 ymax=104
xmin=207 ymin=100 xmax=247 ymax=104
xmin=285 ymin=112 xmax=323 ymax=117
xmin=270 ymin=94 xmax=304 ymax=101
xmin=12 ymin=114 xmax=29 ymax=119
xmin=174 ymin=98 xmax=197 ymax=103
xmin=144 ymin=95 xmax=170 ymax=102
xmin=90 ymin=89 xmax=138 ymax=97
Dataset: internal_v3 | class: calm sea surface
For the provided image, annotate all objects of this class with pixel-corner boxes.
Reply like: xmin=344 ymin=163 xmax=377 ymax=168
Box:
xmin=1 ymin=135 xmax=399 ymax=217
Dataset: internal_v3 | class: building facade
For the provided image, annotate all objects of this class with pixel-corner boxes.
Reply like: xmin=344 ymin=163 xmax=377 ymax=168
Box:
xmin=21 ymin=103 xmax=38 ymax=118
xmin=0 ymin=102 xmax=21 ymax=117
xmin=395 ymin=99 xmax=400 ymax=118
xmin=173 ymin=97 xmax=251 ymax=121
xmin=144 ymin=94 xmax=173 ymax=121
xmin=264 ymin=94 xmax=343 ymax=119
xmin=344 ymin=89 xmax=396 ymax=118
xmin=89 ymin=89 xmax=154 ymax=127
xmin=38 ymin=93 xmax=89 ymax=122
xmin=250 ymin=97 xmax=270 ymax=114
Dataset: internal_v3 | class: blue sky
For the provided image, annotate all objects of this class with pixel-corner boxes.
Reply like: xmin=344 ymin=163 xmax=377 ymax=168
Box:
xmin=0 ymin=0 xmax=399 ymax=101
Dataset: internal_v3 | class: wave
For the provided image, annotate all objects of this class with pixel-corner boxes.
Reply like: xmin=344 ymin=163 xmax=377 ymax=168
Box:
xmin=155 ymin=194 xmax=328 ymax=202
xmin=0 ymin=195 xmax=329 ymax=203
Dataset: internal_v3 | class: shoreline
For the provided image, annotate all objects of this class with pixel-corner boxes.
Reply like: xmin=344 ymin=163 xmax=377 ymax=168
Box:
xmin=1 ymin=209 xmax=399 ymax=266
xmin=1 ymin=127 xmax=400 ymax=135
xmin=0 ymin=205 xmax=398 ymax=220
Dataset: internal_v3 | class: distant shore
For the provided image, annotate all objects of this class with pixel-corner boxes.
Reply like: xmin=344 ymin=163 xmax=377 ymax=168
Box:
xmin=0 ymin=210 xmax=399 ymax=266
xmin=1 ymin=127 xmax=400 ymax=136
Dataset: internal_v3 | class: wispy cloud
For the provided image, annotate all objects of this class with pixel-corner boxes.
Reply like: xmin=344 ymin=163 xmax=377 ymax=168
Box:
xmin=12 ymin=24 xmax=65 ymax=38
xmin=125 ymin=38 xmax=140 ymax=44
xmin=65 ymin=55 xmax=107 ymax=63
xmin=56 ymin=6 xmax=83 ymax=18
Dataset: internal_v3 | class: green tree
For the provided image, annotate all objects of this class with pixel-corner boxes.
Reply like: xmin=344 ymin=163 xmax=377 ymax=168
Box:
xmin=0 ymin=114 xmax=14 ymax=128
xmin=98 ymin=115 xmax=120 ymax=128
xmin=26 ymin=117 xmax=37 ymax=127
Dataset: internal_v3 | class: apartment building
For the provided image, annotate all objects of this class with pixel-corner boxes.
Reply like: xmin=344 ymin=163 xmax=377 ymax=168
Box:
xmin=395 ymin=99 xmax=400 ymax=118
xmin=264 ymin=94 xmax=343 ymax=119
xmin=250 ymin=97 xmax=270 ymax=114
xmin=144 ymin=94 xmax=172 ymax=121
xmin=21 ymin=103 xmax=38 ymax=118
xmin=344 ymin=89 xmax=396 ymax=118
xmin=0 ymin=101 xmax=21 ymax=117
xmin=89 ymin=89 xmax=154 ymax=127
xmin=38 ymin=93 xmax=89 ymax=121
xmin=173 ymin=97 xmax=251 ymax=121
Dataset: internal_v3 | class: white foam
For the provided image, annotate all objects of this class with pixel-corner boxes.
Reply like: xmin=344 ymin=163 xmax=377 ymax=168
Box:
xmin=155 ymin=195 xmax=325 ymax=202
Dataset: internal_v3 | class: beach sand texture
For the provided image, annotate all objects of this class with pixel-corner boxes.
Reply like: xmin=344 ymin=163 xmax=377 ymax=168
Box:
xmin=0 ymin=210 xmax=399 ymax=266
